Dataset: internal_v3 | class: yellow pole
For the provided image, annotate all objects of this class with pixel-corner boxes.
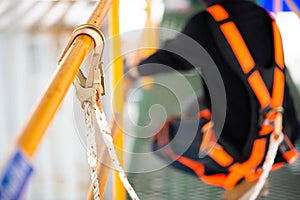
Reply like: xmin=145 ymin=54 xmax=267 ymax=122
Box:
xmin=284 ymin=0 xmax=300 ymax=18
xmin=16 ymin=35 xmax=93 ymax=158
xmin=142 ymin=0 xmax=160 ymax=57
xmin=274 ymin=0 xmax=282 ymax=14
xmin=109 ymin=1 xmax=126 ymax=200
xmin=15 ymin=0 xmax=112 ymax=159
xmin=125 ymin=0 xmax=160 ymax=67
xmin=0 ymin=0 xmax=112 ymax=190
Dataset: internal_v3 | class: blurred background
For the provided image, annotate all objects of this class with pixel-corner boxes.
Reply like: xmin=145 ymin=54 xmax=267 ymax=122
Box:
xmin=0 ymin=0 xmax=300 ymax=199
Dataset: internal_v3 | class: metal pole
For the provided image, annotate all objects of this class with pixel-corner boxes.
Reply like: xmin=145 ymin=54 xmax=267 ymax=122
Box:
xmin=16 ymin=35 xmax=93 ymax=157
xmin=284 ymin=0 xmax=300 ymax=18
xmin=16 ymin=0 xmax=112 ymax=159
xmin=109 ymin=1 xmax=126 ymax=199
xmin=0 ymin=0 xmax=112 ymax=199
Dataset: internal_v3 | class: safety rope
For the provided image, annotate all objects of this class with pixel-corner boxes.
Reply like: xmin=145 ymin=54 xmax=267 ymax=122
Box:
xmin=249 ymin=112 xmax=284 ymax=200
xmin=93 ymin=104 xmax=140 ymax=200
xmin=248 ymin=134 xmax=283 ymax=200
xmin=82 ymin=102 xmax=140 ymax=200
xmin=69 ymin=23 xmax=138 ymax=200
xmin=83 ymin=102 xmax=101 ymax=200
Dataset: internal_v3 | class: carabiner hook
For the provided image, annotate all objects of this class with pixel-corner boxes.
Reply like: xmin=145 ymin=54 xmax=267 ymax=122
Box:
xmin=60 ymin=24 xmax=106 ymax=105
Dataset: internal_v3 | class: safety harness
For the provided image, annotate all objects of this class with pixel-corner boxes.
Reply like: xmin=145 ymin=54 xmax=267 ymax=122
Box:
xmin=167 ymin=4 xmax=299 ymax=189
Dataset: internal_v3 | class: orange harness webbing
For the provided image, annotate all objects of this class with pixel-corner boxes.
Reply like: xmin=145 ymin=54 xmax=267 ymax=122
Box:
xmin=174 ymin=4 xmax=298 ymax=189
xmin=207 ymin=4 xmax=284 ymax=110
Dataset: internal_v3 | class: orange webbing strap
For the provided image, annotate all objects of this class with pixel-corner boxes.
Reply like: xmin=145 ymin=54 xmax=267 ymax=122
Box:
xmin=175 ymin=138 xmax=267 ymax=189
xmin=206 ymin=4 xmax=229 ymax=22
xmin=245 ymin=162 xmax=285 ymax=182
xmin=247 ymin=71 xmax=272 ymax=109
xmin=220 ymin=21 xmax=255 ymax=74
xmin=208 ymin=144 xmax=233 ymax=167
xmin=174 ymin=128 xmax=295 ymax=189
xmin=177 ymin=156 xmax=205 ymax=177
xmin=280 ymin=134 xmax=299 ymax=164
xmin=223 ymin=138 xmax=267 ymax=188
xmin=177 ymin=156 xmax=231 ymax=188
xmin=199 ymin=119 xmax=234 ymax=167
xmin=272 ymin=67 xmax=285 ymax=108
xmin=272 ymin=21 xmax=284 ymax=69
xmin=258 ymin=109 xmax=281 ymax=136
xmin=198 ymin=109 xmax=211 ymax=119
xmin=207 ymin=5 xmax=285 ymax=111
xmin=208 ymin=5 xmax=270 ymax=109
xmin=271 ymin=21 xmax=285 ymax=108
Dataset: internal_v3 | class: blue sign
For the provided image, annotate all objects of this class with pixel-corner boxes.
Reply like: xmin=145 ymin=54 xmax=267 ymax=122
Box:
xmin=0 ymin=149 xmax=33 ymax=200
xmin=259 ymin=0 xmax=300 ymax=12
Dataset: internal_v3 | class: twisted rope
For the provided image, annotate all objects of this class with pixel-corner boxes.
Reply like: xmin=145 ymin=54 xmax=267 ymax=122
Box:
xmin=249 ymin=132 xmax=283 ymax=200
xmin=93 ymin=104 xmax=140 ymax=200
xmin=83 ymin=102 xmax=100 ymax=200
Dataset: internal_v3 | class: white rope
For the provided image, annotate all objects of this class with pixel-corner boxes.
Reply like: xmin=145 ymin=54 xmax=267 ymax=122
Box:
xmin=93 ymin=104 xmax=140 ymax=200
xmin=83 ymin=102 xmax=101 ymax=200
xmin=248 ymin=132 xmax=283 ymax=200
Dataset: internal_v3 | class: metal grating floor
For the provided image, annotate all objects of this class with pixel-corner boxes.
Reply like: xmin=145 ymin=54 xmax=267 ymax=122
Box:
xmin=126 ymin=72 xmax=300 ymax=200
xmin=127 ymin=144 xmax=300 ymax=200
xmin=128 ymin=165 xmax=223 ymax=200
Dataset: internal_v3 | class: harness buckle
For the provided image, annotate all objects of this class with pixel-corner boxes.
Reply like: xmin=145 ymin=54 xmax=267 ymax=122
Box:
xmin=199 ymin=121 xmax=216 ymax=158
xmin=73 ymin=77 xmax=97 ymax=105
xmin=266 ymin=107 xmax=284 ymax=139
xmin=60 ymin=24 xmax=106 ymax=104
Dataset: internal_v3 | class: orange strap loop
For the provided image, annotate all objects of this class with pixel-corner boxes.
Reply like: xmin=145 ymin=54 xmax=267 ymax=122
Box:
xmin=198 ymin=109 xmax=211 ymax=119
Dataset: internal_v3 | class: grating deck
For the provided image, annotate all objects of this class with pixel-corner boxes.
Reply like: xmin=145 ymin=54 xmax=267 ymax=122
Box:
xmin=127 ymin=142 xmax=300 ymax=200
xmin=126 ymin=71 xmax=300 ymax=200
